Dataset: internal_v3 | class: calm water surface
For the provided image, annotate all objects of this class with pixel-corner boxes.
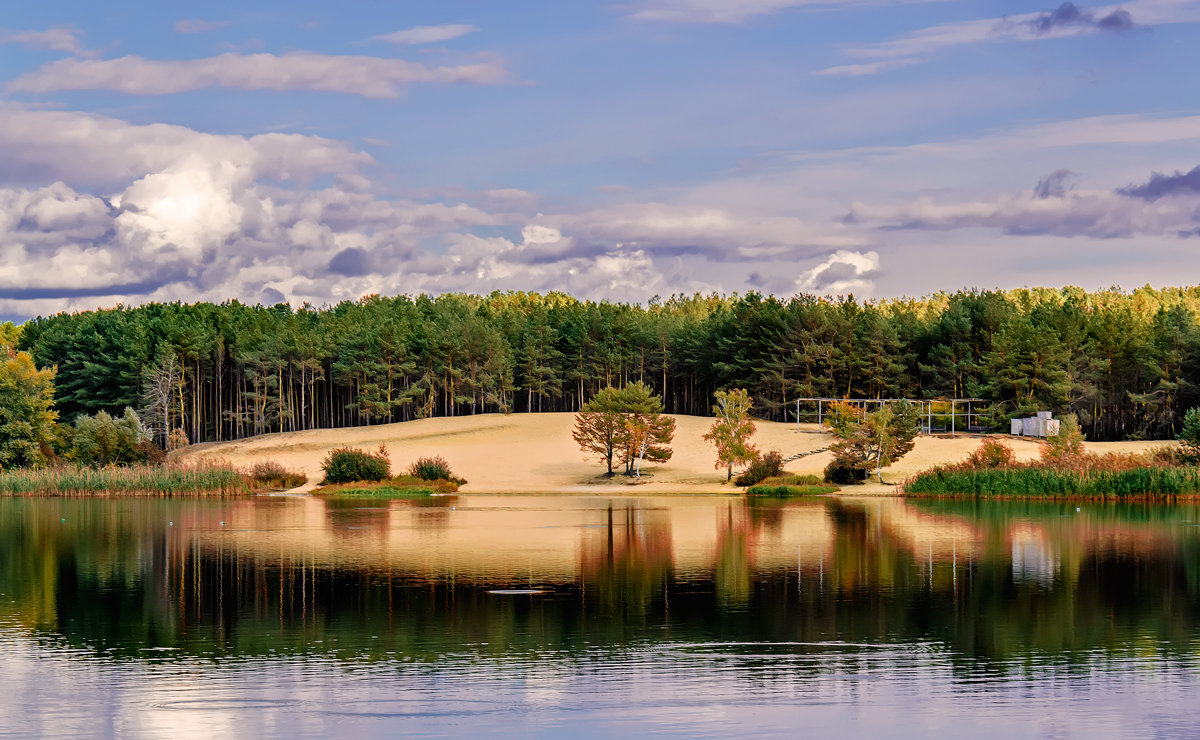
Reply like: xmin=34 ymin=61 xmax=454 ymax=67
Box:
xmin=1 ymin=493 xmax=1198 ymax=738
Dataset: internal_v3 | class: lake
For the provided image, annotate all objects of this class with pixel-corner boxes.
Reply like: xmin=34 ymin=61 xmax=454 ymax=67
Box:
xmin=1 ymin=493 xmax=1198 ymax=738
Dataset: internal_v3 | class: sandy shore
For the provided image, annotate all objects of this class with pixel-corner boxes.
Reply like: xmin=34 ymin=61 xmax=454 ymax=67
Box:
xmin=174 ymin=412 xmax=1177 ymax=494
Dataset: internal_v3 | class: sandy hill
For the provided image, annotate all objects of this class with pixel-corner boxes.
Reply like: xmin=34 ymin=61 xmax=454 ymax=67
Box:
xmin=174 ymin=413 xmax=1175 ymax=494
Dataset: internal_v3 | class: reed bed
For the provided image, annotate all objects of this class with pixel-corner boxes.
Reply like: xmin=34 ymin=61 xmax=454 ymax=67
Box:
xmin=904 ymin=462 xmax=1200 ymax=499
xmin=0 ymin=464 xmax=248 ymax=496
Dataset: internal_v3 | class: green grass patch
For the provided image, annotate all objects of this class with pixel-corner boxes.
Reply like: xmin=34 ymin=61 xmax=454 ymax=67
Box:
xmin=0 ymin=464 xmax=247 ymax=496
xmin=315 ymin=474 xmax=461 ymax=498
xmin=904 ymin=465 xmax=1200 ymax=499
xmin=318 ymin=484 xmax=436 ymax=498
xmin=746 ymin=482 xmax=839 ymax=497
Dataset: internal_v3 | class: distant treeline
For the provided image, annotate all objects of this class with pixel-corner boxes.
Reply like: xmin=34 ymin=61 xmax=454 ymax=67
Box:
xmin=13 ymin=286 xmax=1200 ymax=443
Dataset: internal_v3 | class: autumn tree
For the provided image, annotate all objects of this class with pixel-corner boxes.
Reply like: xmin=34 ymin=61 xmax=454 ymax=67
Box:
xmin=574 ymin=381 xmax=674 ymax=476
xmin=704 ymin=388 xmax=758 ymax=481
xmin=826 ymin=400 xmax=920 ymax=484
xmin=0 ymin=346 xmax=59 ymax=469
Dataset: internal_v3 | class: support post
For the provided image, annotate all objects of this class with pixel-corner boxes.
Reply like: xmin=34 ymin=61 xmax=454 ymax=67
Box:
xmin=951 ymin=399 xmax=956 ymax=435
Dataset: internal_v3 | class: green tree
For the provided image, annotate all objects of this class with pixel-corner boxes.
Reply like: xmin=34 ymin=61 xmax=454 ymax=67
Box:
xmin=0 ymin=347 xmax=59 ymax=469
xmin=1178 ymin=407 xmax=1200 ymax=462
xmin=827 ymin=400 xmax=920 ymax=484
xmin=703 ymin=388 xmax=758 ymax=481
xmin=573 ymin=381 xmax=674 ymax=476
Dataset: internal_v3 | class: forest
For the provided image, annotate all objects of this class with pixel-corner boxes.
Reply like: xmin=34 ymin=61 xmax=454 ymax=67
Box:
xmin=8 ymin=285 xmax=1200 ymax=445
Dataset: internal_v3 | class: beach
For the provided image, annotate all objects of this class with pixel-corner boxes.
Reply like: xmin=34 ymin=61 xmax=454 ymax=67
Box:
xmin=174 ymin=412 xmax=1176 ymax=494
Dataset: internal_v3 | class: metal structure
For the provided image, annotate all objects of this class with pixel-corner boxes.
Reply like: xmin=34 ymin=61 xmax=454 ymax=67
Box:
xmin=792 ymin=397 xmax=992 ymax=435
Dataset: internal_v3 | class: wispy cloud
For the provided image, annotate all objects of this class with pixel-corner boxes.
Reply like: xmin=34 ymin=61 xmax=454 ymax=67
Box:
xmin=173 ymin=19 xmax=230 ymax=34
xmin=628 ymin=0 xmax=942 ymax=24
xmin=370 ymin=24 xmax=479 ymax=45
xmin=8 ymin=52 xmax=509 ymax=98
xmin=815 ymin=58 xmax=923 ymax=76
xmin=817 ymin=1 xmax=1165 ymax=75
xmin=0 ymin=27 xmax=88 ymax=56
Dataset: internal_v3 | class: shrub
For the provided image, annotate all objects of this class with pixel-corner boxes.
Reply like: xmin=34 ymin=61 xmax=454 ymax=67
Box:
xmin=967 ymin=438 xmax=1016 ymax=469
xmin=71 ymin=408 xmax=161 ymax=467
xmin=247 ymin=460 xmax=307 ymax=489
xmin=734 ymin=450 xmax=784 ymax=487
xmin=1040 ymin=414 xmax=1085 ymax=463
xmin=824 ymin=458 xmax=867 ymax=484
xmin=408 ymin=455 xmax=454 ymax=482
xmin=167 ymin=428 xmax=190 ymax=452
xmin=322 ymin=446 xmax=391 ymax=484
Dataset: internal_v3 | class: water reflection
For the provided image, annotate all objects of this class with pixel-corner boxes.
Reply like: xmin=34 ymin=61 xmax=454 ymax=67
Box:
xmin=1 ymin=495 xmax=1199 ymax=667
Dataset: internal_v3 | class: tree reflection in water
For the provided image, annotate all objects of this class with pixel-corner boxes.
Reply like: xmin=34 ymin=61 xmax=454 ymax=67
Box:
xmin=1 ymin=495 xmax=1198 ymax=668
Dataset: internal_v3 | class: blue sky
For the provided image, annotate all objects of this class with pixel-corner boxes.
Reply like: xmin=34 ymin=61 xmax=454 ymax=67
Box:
xmin=2 ymin=0 xmax=1200 ymax=319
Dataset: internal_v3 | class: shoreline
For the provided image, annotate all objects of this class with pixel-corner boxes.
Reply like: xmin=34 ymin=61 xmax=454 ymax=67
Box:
xmin=174 ymin=412 xmax=1178 ymax=496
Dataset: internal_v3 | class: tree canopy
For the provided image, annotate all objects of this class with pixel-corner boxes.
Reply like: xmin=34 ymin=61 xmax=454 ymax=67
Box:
xmin=0 ymin=347 xmax=58 ymax=469
xmin=9 ymin=285 xmax=1200 ymax=447
xmin=704 ymin=388 xmax=758 ymax=481
xmin=826 ymin=400 xmax=921 ymax=483
xmin=573 ymin=381 xmax=674 ymax=476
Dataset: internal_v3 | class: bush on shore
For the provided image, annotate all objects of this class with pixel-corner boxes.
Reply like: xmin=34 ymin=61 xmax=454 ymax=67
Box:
xmin=735 ymin=450 xmax=784 ymax=487
xmin=408 ymin=455 xmax=454 ymax=482
xmin=322 ymin=446 xmax=391 ymax=484
xmin=247 ymin=461 xmax=307 ymax=490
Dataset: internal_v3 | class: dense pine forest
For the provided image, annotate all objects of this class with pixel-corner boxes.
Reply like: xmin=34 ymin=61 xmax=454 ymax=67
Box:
xmin=10 ymin=286 xmax=1200 ymax=444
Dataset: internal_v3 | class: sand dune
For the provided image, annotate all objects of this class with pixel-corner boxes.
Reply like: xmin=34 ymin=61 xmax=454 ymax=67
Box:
xmin=174 ymin=412 xmax=1177 ymax=494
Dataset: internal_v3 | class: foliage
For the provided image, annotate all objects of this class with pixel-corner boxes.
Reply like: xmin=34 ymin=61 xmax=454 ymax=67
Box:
xmin=70 ymin=408 xmax=160 ymax=467
xmin=825 ymin=400 xmax=920 ymax=483
xmin=1178 ymin=407 xmax=1200 ymax=461
xmin=408 ymin=455 xmax=464 ymax=483
xmin=13 ymin=286 xmax=1200 ymax=448
xmin=573 ymin=381 xmax=674 ymax=476
xmin=967 ymin=438 xmax=1017 ymax=469
xmin=824 ymin=458 xmax=868 ymax=484
xmin=0 ymin=347 xmax=58 ymax=469
xmin=734 ymin=449 xmax=783 ymax=487
xmin=0 ymin=322 xmax=20 ymax=348
xmin=0 ymin=463 xmax=246 ymax=495
xmin=1040 ymin=414 xmax=1086 ymax=463
xmin=167 ymin=428 xmax=190 ymax=452
xmin=247 ymin=461 xmax=307 ymax=490
xmin=321 ymin=446 xmax=391 ymax=484
xmin=704 ymin=388 xmax=758 ymax=481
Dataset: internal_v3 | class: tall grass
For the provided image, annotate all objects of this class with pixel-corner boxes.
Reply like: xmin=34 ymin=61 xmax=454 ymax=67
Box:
xmin=0 ymin=464 xmax=247 ymax=496
xmin=905 ymin=456 xmax=1200 ymax=499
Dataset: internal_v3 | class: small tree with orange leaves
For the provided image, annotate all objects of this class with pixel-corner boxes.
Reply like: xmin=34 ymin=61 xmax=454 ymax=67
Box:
xmin=704 ymin=388 xmax=758 ymax=481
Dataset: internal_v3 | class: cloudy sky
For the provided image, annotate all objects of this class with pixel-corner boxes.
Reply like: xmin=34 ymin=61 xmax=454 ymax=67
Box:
xmin=2 ymin=0 xmax=1199 ymax=319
